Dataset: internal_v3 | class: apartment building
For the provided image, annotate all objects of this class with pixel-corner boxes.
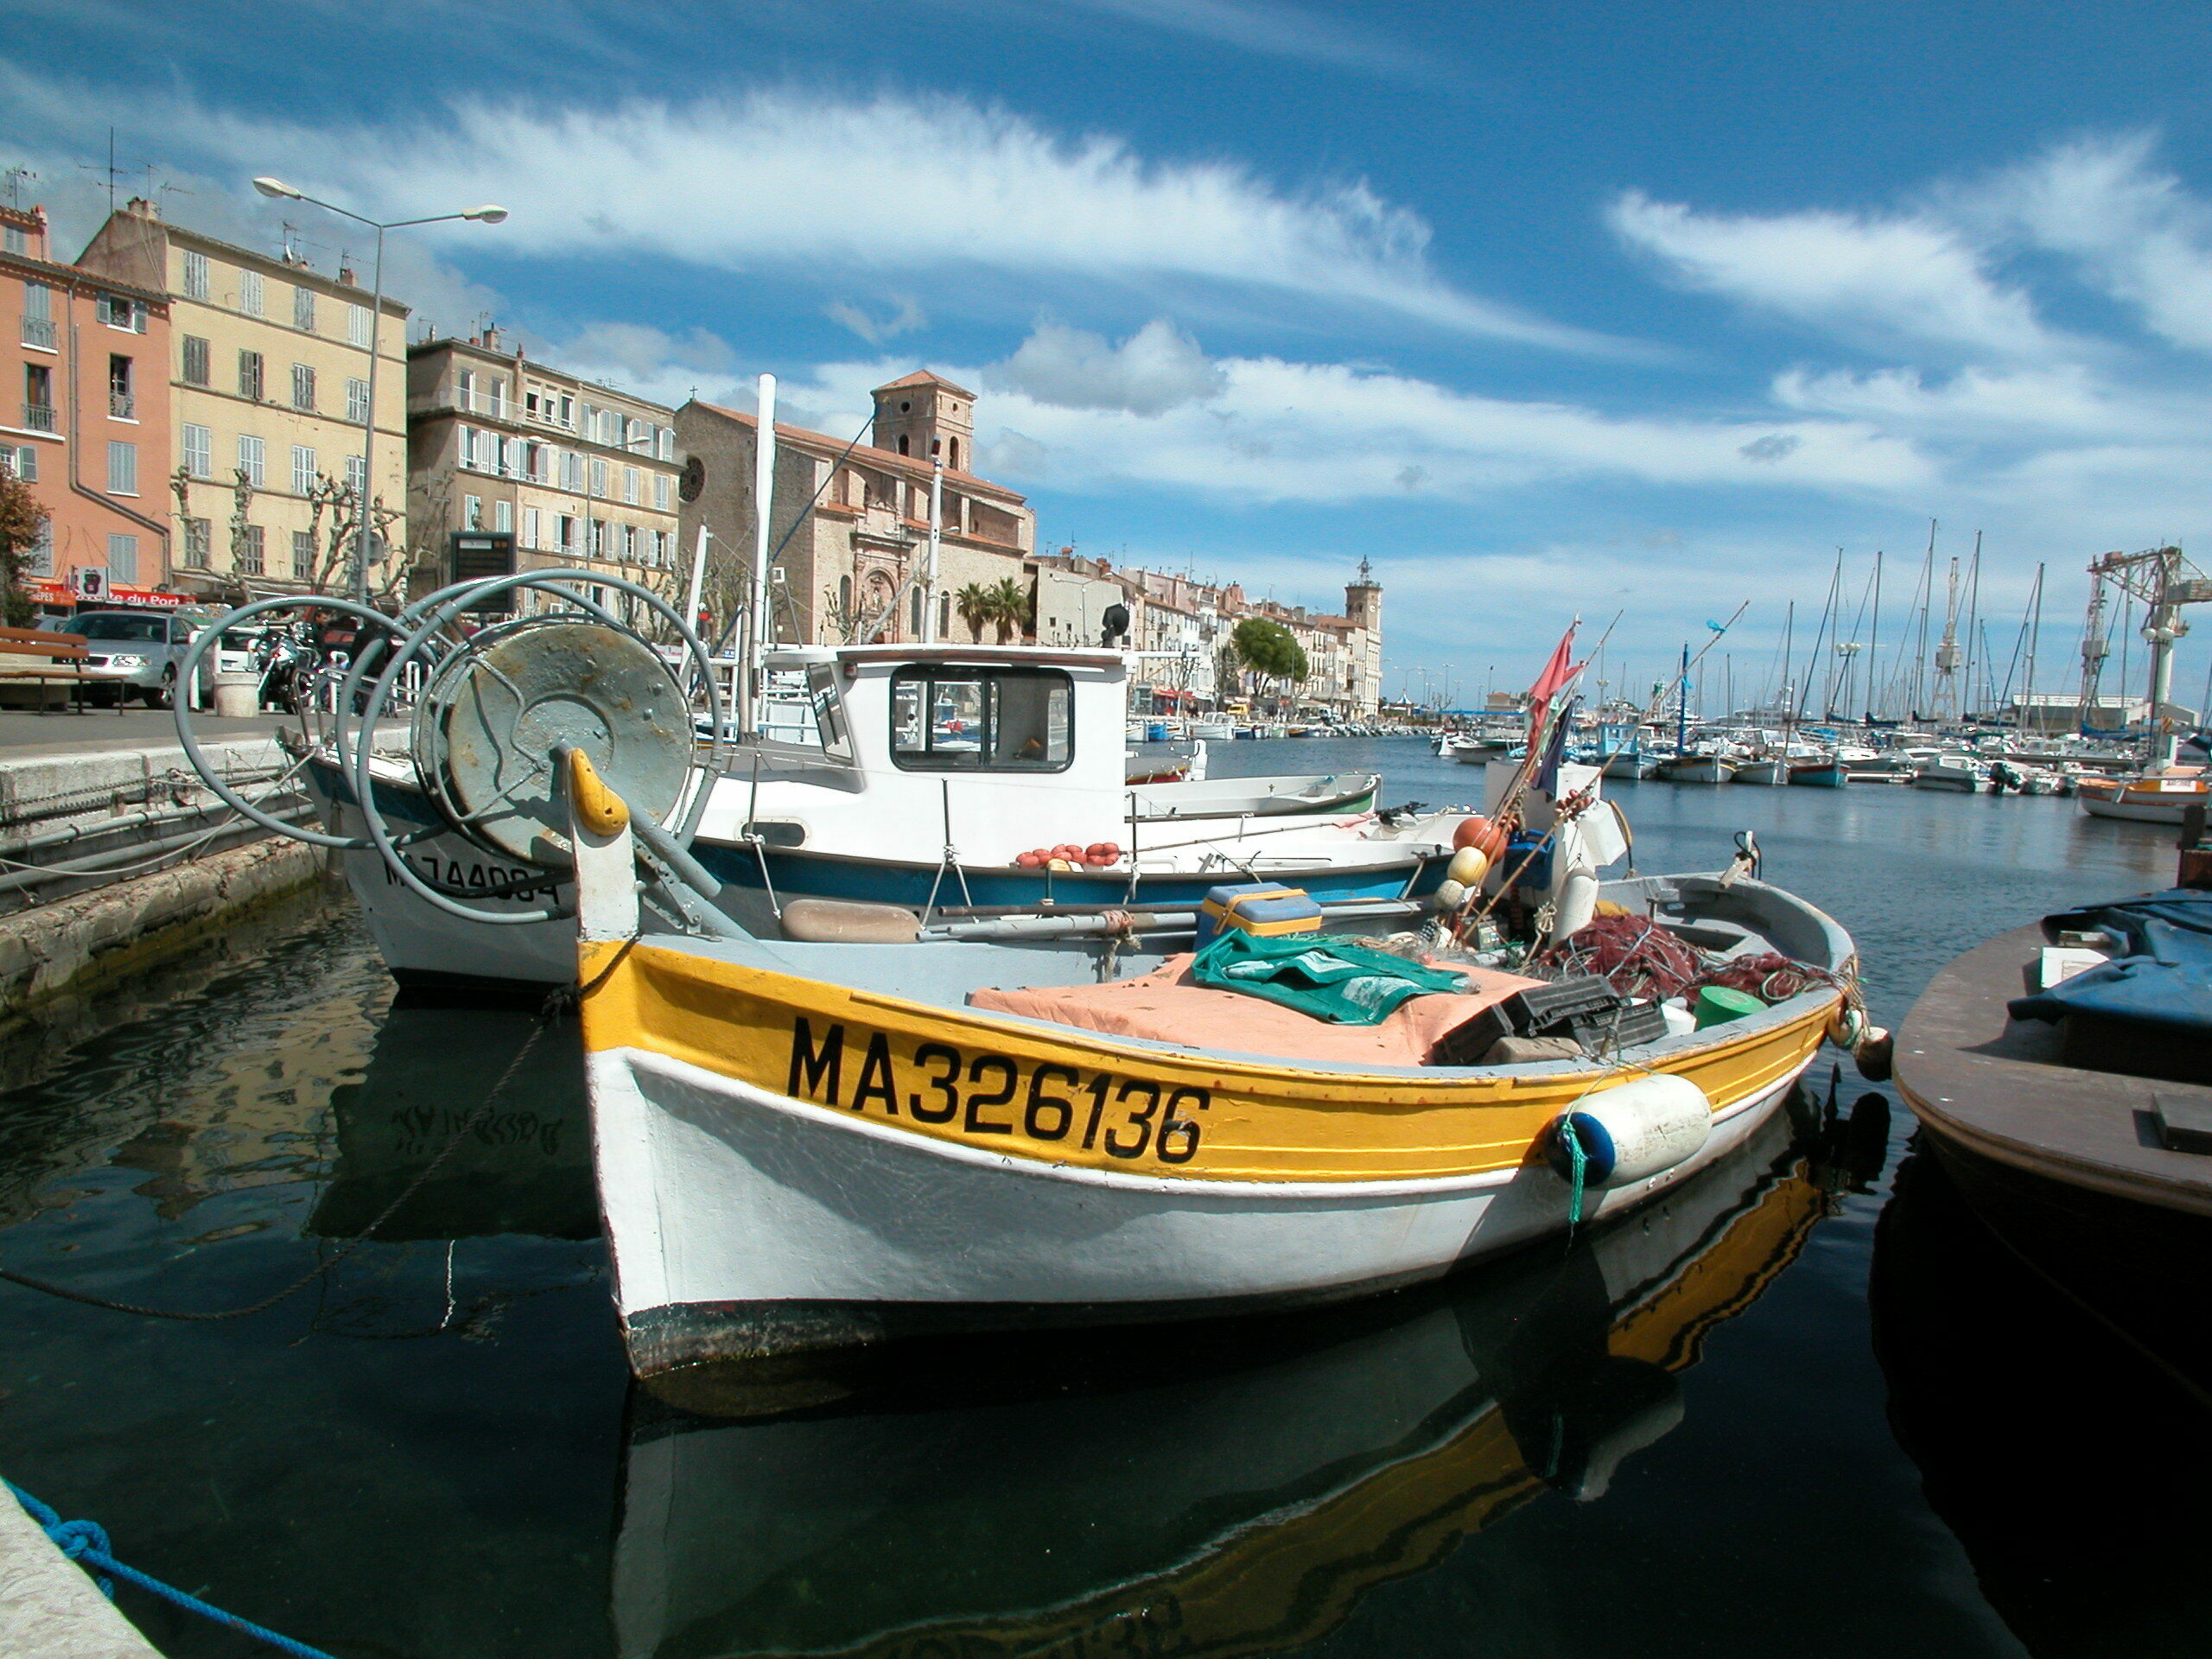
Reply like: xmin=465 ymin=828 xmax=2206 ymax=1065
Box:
xmin=0 ymin=201 xmax=175 ymax=615
xmin=677 ymin=371 xmax=1034 ymax=645
xmin=74 ymin=197 xmax=410 ymax=598
xmin=405 ymin=331 xmax=682 ymax=606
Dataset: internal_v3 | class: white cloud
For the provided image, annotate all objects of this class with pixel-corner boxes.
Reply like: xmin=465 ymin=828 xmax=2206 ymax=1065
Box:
xmin=1044 ymin=0 xmax=1428 ymax=76
xmin=825 ymin=296 xmax=926 ymax=345
xmin=1610 ymin=189 xmax=2060 ymax=359
xmin=987 ymin=318 xmax=1227 ymax=416
xmin=0 ymin=66 xmax=1624 ymax=353
xmin=1773 ymin=362 xmax=2191 ymax=442
xmin=790 ymin=346 xmax=1934 ymax=506
xmin=1965 ymin=132 xmax=2212 ymax=353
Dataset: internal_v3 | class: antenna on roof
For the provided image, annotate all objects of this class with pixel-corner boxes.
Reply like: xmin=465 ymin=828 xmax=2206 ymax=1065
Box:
xmin=3 ymin=166 xmax=36 ymax=209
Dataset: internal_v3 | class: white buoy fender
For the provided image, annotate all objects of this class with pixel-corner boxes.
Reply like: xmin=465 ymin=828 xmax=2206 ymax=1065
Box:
xmin=1547 ymin=1074 xmax=1712 ymax=1187
xmin=1548 ymin=866 xmax=1599 ymax=943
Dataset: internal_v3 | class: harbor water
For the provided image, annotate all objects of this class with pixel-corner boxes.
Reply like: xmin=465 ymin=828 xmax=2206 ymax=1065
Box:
xmin=0 ymin=734 xmax=2200 ymax=1657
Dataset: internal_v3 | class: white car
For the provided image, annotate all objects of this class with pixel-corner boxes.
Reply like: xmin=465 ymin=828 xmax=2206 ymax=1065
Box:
xmin=59 ymin=609 xmax=232 ymax=708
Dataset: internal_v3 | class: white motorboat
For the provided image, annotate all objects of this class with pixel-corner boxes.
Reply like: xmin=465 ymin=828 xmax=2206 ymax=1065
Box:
xmin=1911 ymin=753 xmax=1987 ymax=792
xmin=296 ymin=639 xmax=1468 ymax=991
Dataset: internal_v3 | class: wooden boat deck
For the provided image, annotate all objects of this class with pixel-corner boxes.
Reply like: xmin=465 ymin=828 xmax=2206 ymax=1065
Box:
xmin=1894 ymin=924 xmax=2212 ymax=1218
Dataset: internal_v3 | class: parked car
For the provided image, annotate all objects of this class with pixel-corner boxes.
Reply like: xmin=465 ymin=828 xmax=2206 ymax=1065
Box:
xmin=57 ymin=608 xmax=235 ymax=707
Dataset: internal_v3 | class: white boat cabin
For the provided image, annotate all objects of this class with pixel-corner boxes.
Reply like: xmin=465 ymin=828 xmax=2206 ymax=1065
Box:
xmin=695 ymin=643 xmax=1159 ymax=862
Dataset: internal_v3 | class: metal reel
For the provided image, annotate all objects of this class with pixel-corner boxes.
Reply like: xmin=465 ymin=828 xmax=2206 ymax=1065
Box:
xmin=413 ymin=615 xmax=690 ymax=868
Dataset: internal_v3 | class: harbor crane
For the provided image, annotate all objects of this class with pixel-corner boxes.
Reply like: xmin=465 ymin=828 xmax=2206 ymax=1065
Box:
xmin=2075 ymin=545 xmax=2211 ymax=760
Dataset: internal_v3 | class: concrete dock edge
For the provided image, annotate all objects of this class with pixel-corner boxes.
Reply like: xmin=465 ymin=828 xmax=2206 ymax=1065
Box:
xmin=0 ymin=836 xmax=326 ymax=1019
xmin=0 ymin=1485 xmax=165 ymax=1657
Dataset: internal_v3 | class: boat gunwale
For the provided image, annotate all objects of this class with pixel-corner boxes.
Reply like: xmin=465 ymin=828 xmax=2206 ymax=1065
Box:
xmin=1893 ymin=921 xmax=2212 ymax=1220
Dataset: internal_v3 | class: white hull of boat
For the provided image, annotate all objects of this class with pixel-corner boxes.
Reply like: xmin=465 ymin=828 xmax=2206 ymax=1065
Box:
xmin=588 ymin=1041 xmax=1809 ymax=1371
xmin=1732 ymin=760 xmax=1786 ymax=786
xmin=1911 ymin=772 xmax=1980 ymax=792
xmin=1662 ymin=760 xmax=1734 ymax=785
xmin=2078 ymin=792 xmax=2199 ymax=824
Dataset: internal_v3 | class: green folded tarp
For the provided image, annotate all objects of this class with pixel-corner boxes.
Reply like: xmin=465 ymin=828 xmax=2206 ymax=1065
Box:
xmin=1191 ymin=931 xmax=1467 ymax=1025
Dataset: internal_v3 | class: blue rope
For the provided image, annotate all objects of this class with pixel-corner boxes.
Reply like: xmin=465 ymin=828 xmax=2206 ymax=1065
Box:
xmin=9 ymin=1481 xmax=337 ymax=1659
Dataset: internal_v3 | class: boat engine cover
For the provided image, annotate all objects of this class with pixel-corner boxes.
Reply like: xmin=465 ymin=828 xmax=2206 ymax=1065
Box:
xmin=1550 ymin=1073 xmax=1712 ymax=1187
xmin=416 ymin=618 xmax=690 ymax=867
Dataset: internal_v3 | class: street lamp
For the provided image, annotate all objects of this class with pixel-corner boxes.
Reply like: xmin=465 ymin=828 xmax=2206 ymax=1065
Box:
xmin=251 ymin=177 xmax=506 ymax=602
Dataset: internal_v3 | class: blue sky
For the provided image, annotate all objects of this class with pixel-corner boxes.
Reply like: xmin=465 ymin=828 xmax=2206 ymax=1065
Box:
xmin=10 ymin=1 xmax=2212 ymax=713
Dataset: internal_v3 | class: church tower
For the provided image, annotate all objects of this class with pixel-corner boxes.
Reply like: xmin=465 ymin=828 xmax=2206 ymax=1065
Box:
xmin=870 ymin=371 xmax=979 ymax=474
xmin=1345 ymin=556 xmax=1382 ymax=632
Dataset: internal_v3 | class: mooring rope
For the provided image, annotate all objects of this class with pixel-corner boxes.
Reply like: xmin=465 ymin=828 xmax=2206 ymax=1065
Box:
xmin=9 ymin=1480 xmax=337 ymax=1658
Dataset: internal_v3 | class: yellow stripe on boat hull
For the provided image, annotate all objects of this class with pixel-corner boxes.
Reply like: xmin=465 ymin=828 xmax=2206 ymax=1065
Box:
xmin=578 ymin=939 xmax=1838 ymax=1185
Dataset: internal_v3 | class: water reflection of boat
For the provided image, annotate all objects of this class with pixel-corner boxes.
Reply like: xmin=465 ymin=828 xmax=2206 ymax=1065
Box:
xmin=305 ymin=1004 xmax=597 ymax=1242
xmin=1872 ymin=1148 xmax=2212 ymax=1659
xmin=610 ymin=1111 xmax=1823 ymax=1659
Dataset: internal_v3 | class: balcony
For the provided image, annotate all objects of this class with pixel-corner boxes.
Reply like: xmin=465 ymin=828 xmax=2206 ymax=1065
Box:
xmin=21 ymin=404 xmax=54 ymax=433
xmin=20 ymin=317 xmax=55 ymax=351
xmin=110 ymin=392 xmax=135 ymax=420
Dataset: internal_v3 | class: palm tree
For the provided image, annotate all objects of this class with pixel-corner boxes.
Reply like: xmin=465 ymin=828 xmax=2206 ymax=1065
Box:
xmin=955 ymin=582 xmax=991 ymax=642
xmin=986 ymin=577 xmax=1031 ymax=643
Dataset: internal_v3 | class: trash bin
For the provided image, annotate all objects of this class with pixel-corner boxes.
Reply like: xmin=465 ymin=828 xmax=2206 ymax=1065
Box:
xmin=212 ymin=670 xmax=260 ymax=719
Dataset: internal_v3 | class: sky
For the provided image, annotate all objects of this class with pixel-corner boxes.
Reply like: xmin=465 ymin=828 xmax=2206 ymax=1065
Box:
xmin=10 ymin=1 xmax=2212 ymax=715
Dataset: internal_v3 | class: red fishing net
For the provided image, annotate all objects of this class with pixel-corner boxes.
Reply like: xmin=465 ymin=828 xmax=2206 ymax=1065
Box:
xmin=1530 ymin=912 xmax=1703 ymax=1000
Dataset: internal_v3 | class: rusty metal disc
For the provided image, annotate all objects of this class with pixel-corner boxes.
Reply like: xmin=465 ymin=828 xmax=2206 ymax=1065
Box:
xmin=415 ymin=618 xmax=689 ymax=866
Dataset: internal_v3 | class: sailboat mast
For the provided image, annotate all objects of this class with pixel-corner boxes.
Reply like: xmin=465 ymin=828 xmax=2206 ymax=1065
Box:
xmin=1677 ymin=642 xmax=1689 ymax=750
xmin=1962 ymin=531 xmax=1982 ymax=719
xmin=1867 ymin=550 xmax=1884 ymax=722
xmin=2024 ymin=562 xmax=2043 ymax=722
xmin=1912 ymin=520 xmax=1936 ymax=720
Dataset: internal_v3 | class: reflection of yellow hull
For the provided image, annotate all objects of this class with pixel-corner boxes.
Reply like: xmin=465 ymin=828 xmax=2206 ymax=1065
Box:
xmin=891 ymin=1163 xmax=1821 ymax=1659
xmin=613 ymin=1122 xmax=1826 ymax=1659
xmin=578 ymin=939 xmax=1838 ymax=1185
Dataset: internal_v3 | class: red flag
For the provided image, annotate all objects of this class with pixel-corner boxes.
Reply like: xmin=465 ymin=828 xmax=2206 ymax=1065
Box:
xmin=1524 ymin=621 xmax=1582 ymax=734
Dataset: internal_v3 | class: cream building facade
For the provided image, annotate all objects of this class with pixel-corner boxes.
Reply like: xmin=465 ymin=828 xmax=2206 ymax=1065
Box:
xmin=405 ymin=331 xmax=682 ymax=608
xmin=677 ymin=371 xmax=1033 ymax=646
xmin=75 ymin=199 xmax=410 ymax=598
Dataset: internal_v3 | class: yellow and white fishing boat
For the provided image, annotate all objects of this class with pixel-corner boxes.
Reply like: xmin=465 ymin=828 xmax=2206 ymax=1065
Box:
xmin=563 ymin=743 xmax=1856 ymax=1376
xmin=175 ymin=574 xmax=1862 ymax=1382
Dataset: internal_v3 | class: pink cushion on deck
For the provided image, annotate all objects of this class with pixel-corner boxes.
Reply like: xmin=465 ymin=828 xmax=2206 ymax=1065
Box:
xmin=967 ymin=952 xmax=1548 ymax=1068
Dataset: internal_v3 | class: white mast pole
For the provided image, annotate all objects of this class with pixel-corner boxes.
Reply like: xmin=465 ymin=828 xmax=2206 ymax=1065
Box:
xmin=749 ymin=372 xmax=777 ymax=733
xmin=682 ymin=524 xmax=710 ymax=643
xmin=925 ymin=455 xmax=943 ymax=642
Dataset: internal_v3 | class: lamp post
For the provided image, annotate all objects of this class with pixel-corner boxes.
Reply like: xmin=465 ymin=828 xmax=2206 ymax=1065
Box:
xmin=251 ymin=178 xmax=505 ymax=603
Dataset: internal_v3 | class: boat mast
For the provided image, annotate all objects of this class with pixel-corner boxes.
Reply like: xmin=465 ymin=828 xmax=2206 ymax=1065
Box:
xmin=1911 ymin=520 xmax=1936 ymax=721
xmin=1677 ymin=641 xmax=1690 ymax=750
xmin=745 ymin=372 xmax=779 ymax=738
xmin=2023 ymin=561 xmax=2043 ymax=724
xmin=1961 ymin=531 xmax=1982 ymax=720
xmin=1867 ymin=550 xmax=1884 ymax=722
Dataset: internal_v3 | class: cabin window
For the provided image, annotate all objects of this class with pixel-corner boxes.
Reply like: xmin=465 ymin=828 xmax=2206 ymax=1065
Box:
xmin=888 ymin=666 xmax=1072 ymax=772
xmin=807 ymin=664 xmax=854 ymax=761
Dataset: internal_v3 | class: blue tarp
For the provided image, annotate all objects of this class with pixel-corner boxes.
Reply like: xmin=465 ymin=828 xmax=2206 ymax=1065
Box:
xmin=2007 ymin=887 xmax=2212 ymax=1036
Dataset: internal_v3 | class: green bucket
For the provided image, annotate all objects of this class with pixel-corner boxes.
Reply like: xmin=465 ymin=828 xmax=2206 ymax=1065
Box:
xmin=1694 ymin=985 xmax=1765 ymax=1030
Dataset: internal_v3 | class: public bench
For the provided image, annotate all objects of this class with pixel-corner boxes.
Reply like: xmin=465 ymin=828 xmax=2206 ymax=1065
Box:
xmin=0 ymin=627 xmax=94 ymax=714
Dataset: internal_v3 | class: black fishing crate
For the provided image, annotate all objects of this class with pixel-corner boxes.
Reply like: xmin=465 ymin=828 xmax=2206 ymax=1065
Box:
xmin=1432 ymin=975 xmax=1668 ymax=1065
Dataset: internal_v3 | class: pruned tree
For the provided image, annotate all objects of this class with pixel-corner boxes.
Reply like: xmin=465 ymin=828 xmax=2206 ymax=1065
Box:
xmin=0 ymin=466 xmax=48 ymax=626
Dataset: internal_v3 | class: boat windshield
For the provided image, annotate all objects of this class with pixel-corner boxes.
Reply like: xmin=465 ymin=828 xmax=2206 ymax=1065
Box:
xmin=806 ymin=664 xmax=854 ymax=761
xmin=889 ymin=666 xmax=1073 ymax=772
